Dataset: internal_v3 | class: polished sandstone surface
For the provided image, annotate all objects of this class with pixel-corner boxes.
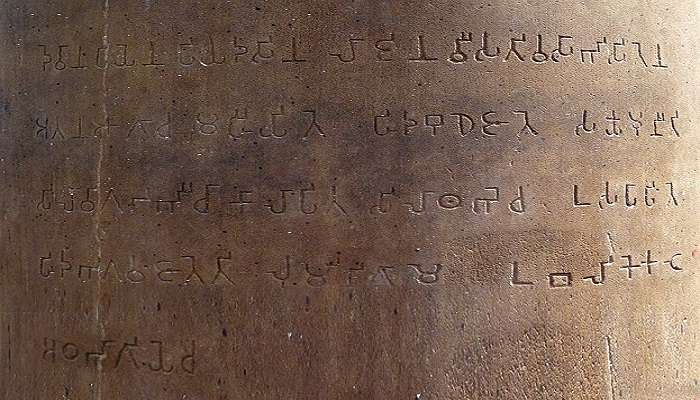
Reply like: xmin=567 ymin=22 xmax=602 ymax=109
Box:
xmin=0 ymin=1 xmax=698 ymax=399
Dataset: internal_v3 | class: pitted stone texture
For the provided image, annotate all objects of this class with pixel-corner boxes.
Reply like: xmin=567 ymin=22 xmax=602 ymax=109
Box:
xmin=0 ymin=1 xmax=698 ymax=399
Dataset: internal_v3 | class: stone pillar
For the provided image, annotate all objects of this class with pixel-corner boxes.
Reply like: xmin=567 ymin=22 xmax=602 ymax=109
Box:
xmin=0 ymin=1 xmax=698 ymax=399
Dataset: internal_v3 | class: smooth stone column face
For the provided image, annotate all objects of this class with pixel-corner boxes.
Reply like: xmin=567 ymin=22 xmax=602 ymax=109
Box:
xmin=0 ymin=1 xmax=698 ymax=399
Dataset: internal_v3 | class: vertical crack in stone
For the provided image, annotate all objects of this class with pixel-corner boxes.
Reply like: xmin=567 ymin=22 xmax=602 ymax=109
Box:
xmin=95 ymin=1 xmax=110 ymax=399
xmin=605 ymin=335 xmax=618 ymax=400
xmin=606 ymin=232 xmax=617 ymax=254
xmin=6 ymin=323 xmax=10 ymax=374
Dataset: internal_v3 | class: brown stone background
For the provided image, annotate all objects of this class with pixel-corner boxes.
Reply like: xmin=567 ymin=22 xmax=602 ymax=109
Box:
xmin=0 ymin=1 xmax=698 ymax=399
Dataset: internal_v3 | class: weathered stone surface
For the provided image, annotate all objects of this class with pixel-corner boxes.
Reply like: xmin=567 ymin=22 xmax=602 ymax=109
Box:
xmin=0 ymin=1 xmax=698 ymax=399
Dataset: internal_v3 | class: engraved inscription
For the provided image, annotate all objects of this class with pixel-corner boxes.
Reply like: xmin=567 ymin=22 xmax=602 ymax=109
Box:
xmin=35 ymin=31 xmax=672 ymax=72
xmin=35 ymin=182 xmax=529 ymax=218
xmin=38 ymin=250 xmax=443 ymax=289
xmin=42 ymin=337 xmax=196 ymax=375
xmin=510 ymin=250 xmax=687 ymax=290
